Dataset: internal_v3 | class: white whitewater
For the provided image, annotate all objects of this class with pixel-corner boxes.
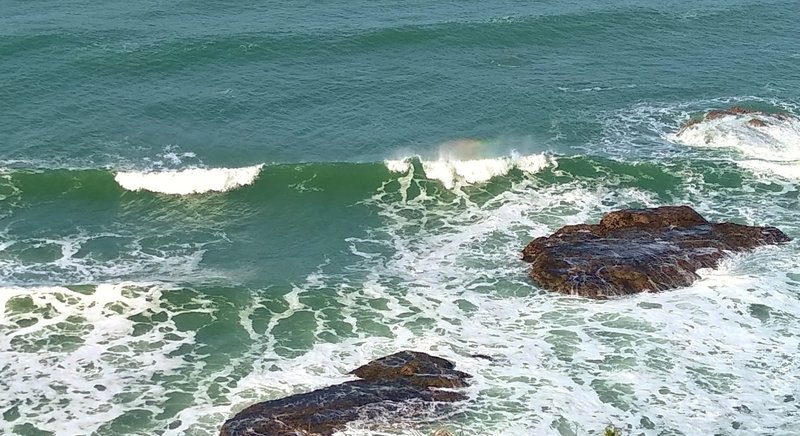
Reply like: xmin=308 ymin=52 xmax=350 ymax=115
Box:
xmin=0 ymin=283 xmax=196 ymax=435
xmin=4 ymin=164 xmax=799 ymax=435
xmin=115 ymin=164 xmax=264 ymax=194
xmin=672 ymin=111 xmax=800 ymax=179
xmin=385 ymin=153 xmax=555 ymax=189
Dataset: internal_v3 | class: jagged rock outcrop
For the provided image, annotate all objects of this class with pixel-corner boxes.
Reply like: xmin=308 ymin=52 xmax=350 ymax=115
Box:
xmin=522 ymin=206 xmax=790 ymax=298
xmin=219 ymin=351 xmax=470 ymax=436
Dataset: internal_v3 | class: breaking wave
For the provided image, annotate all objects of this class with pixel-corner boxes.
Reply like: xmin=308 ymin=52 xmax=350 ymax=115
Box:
xmin=385 ymin=153 xmax=556 ymax=189
xmin=114 ymin=164 xmax=266 ymax=194
xmin=0 ymin=153 xmax=558 ymax=208
xmin=671 ymin=109 xmax=800 ymax=179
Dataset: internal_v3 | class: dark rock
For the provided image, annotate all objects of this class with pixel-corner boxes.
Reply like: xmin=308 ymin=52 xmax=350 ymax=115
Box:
xmin=220 ymin=351 xmax=470 ymax=436
xmin=678 ymin=106 xmax=790 ymax=134
xmin=680 ymin=118 xmax=702 ymax=130
xmin=705 ymin=106 xmax=757 ymax=120
xmin=521 ymin=206 xmax=790 ymax=298
xmin=469 ymin=354 xmax=495 ymax=361
xmin=350 ymin=350 xmax=471 ymax=389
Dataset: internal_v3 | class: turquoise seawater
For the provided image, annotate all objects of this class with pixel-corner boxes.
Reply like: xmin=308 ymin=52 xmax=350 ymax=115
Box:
xmin=2 ymin=1 xmax=800 ymax=435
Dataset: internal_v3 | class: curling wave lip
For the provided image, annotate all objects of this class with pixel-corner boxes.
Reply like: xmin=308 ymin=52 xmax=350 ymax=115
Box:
xmin=114 ymin=164 xmax=265 ymax=195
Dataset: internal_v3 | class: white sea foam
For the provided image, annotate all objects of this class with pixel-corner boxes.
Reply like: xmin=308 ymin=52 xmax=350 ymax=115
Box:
xmin=6 ymin=148 xmax=800 ymax=435
xmin=670 ymin=111 xmax=800 ymax=180
xmin=594 ymin=98 xmax=800 ymax=183
xmin=167 ymin=171 xmax=800 ymax=435
xmin=738 ymin=159 xmax=800 ymax=180
xmin=0 ymin=283 xmax=202 ymax=435
xmin=385 ymin=153 xmax=555 ymax=189
xmin=115 ymin=164 xmax=264 ymax=194
xmin=0 ymin=231 xmax=212 ymax=285
xmin=384 ymin=159 xmax=413 ymax=174
xmin=672 ymin=112 xmax=800 ymax=159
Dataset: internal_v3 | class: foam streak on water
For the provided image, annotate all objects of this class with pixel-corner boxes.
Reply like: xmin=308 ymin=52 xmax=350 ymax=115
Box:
xmin=0 ymin=232 xmax=212 ymax=285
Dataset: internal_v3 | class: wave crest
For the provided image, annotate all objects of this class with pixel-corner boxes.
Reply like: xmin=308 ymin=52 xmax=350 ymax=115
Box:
xmin=114 ymin=164 xmax=264 ymax=194
xmin=385 ymin=153 xmax=555 ymax=189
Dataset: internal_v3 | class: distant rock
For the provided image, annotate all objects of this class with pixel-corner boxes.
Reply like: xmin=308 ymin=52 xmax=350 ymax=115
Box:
xmin=521 ymin=206 xmax=789 ymax=298
xmin=219 ymin=351 xmax=471 ymax=436
xmin=704 ymin=106 xmax=758 ymax=120
xmin=678 ymin=106 xmax=789 ymax=134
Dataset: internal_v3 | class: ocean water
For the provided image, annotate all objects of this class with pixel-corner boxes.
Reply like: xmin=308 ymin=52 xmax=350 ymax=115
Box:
xmin=2 ymin=0 xmax=800 ymax=435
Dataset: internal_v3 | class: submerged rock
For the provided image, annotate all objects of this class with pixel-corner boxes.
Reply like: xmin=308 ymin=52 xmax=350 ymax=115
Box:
xmin=704 ymin=106 xmax=759 ymax=120
xmin=678 ymin=106 xmax=790 ymax=134
xmin=521 ymin=206 xmax=789 ymax=298
xmin=219 ymin=351 xmax=470 ymax=436
xmin=747 ymin=118 xmax=768 ymax=127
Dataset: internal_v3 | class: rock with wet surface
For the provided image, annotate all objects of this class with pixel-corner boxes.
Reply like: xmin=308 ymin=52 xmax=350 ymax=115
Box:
xmin=521 ymin=206 xmax=790 ymax=298
xmin=219 ymin=351 xmax=470 ymax=436
xmin=678 ymin=106 xmax=790 ymax=134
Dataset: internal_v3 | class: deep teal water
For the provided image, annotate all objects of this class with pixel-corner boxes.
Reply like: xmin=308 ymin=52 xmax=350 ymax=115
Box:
xmin=2 ymin=1 xmax=800 ymax=435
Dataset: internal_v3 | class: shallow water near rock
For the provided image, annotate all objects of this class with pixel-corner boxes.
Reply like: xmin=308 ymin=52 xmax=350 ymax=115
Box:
xmin=2 ymin=1 xmax=800 ymax=435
